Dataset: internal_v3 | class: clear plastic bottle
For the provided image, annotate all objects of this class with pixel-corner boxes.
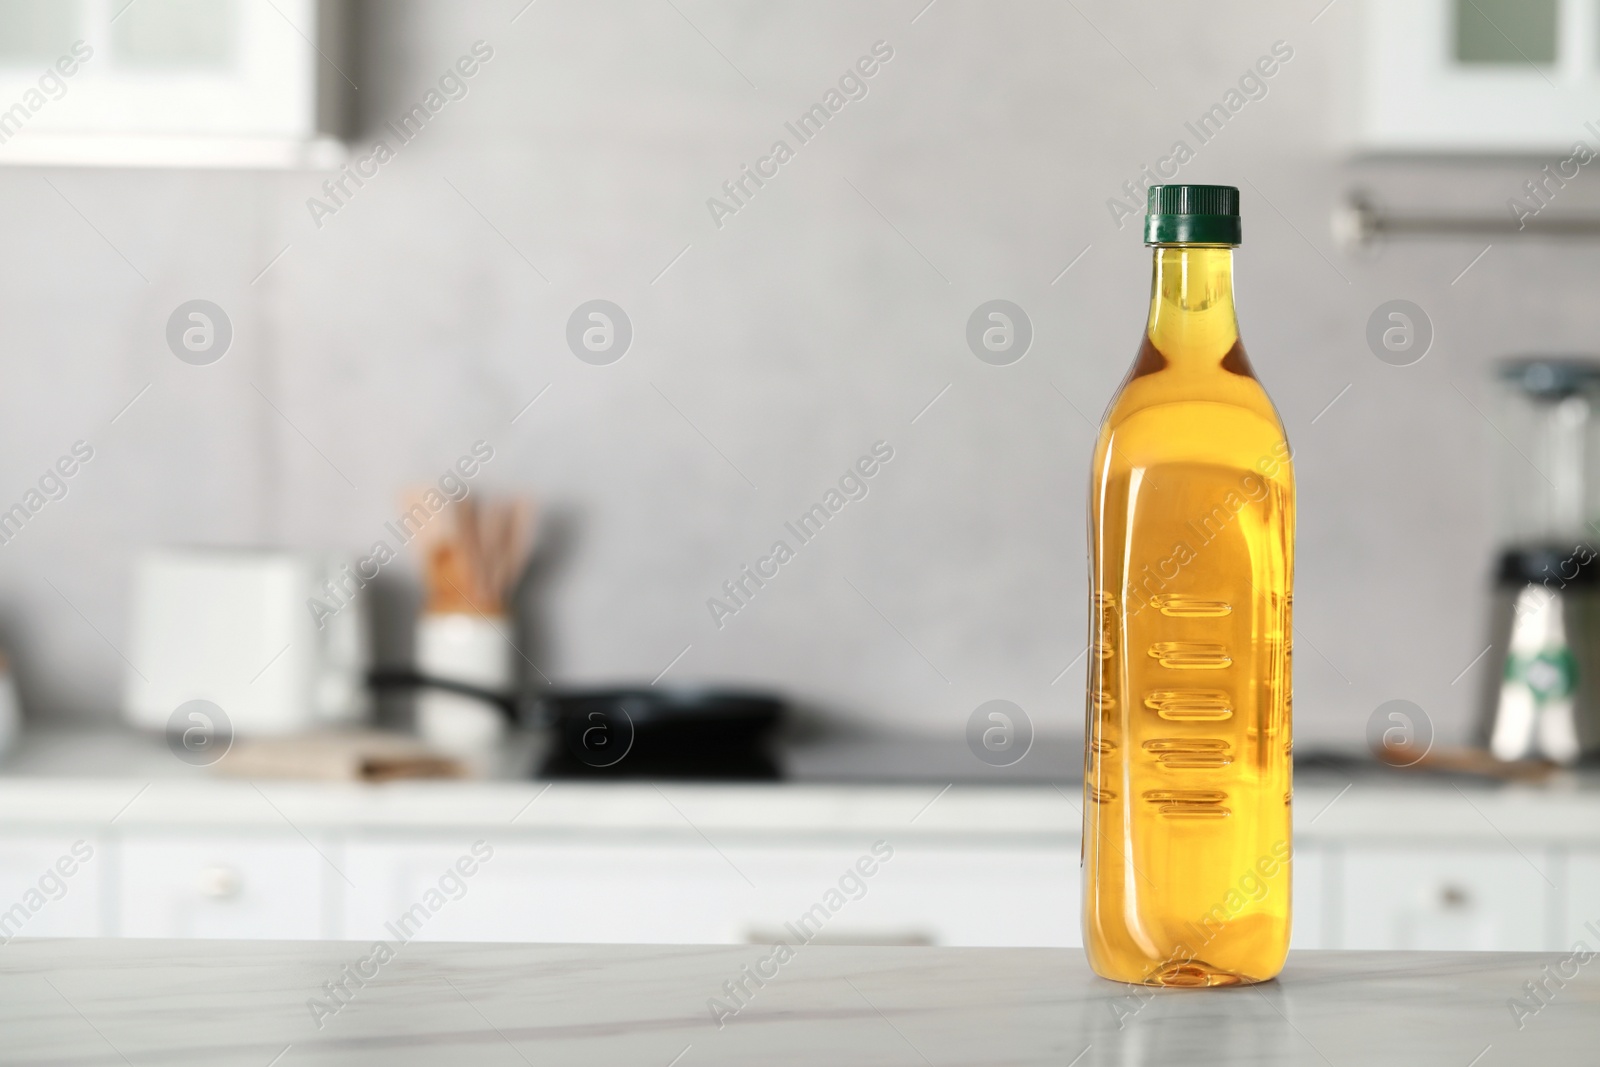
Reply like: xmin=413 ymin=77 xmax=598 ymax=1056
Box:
xmin=1083 ymin=185 xmax=1294 ymax=986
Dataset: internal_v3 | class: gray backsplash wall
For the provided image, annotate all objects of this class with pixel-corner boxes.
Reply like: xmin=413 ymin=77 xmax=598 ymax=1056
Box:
xmin=0 ymin=0 xmax=1590 ymax=747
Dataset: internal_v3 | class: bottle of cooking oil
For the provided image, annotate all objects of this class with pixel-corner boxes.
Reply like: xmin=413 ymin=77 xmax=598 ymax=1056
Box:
xmin=1083 ymin=185 xmax=1294 ymax=987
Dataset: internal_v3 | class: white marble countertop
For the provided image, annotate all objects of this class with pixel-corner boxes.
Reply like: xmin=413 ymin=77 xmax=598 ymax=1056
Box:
xmin=3 ymin=728 xmax=1600 ymax=845
xmin=0 ymin=940 xmax=1591 ymax=1065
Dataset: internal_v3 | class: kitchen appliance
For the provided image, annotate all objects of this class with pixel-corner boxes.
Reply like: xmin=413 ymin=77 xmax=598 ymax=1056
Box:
xmin=1479 ymin=358 xmax=1600 ymax=763
xmin=124 ymin=549 xmax=371 ymax=738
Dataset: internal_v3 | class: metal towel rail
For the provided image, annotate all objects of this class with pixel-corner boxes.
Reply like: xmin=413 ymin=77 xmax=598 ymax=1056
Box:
xmin=1335 ymin=190 xmax=1600 ymax=248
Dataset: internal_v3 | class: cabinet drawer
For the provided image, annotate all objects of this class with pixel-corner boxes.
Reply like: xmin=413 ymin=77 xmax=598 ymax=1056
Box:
xmin=0 ymin=834 xmax=101 ymax=940
xmin=341 ymin=838 xmax=746 ymax=944
xmin=1339 ymin=845 xmax=1556 ymax=950
xmin=117 ymin=833 xmax=327 ymax=939
xmin=731 ymin=842 xmax=1078 ymax=948
xmin=341 ymin=836 xmax=1079 ymax=947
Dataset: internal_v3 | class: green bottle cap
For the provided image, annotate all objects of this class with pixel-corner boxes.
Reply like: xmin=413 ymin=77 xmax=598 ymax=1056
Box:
xmin=1144 ymin=184 xmax=1241 ymax=246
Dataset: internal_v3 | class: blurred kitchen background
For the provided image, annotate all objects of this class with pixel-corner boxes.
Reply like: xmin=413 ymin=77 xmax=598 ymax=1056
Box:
xmin=0 ymin=0 xmax=1596 ymax=959
xmin=0 ymin=0 xmax=1575 ymax=749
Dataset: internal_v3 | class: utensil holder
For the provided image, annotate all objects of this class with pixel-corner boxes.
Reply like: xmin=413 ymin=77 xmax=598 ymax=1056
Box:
xmin=415 ymin=612 xmax=512 ymax=758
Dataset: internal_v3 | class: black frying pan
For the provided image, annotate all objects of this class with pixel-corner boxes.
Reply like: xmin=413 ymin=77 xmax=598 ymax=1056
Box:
xmin=368 ymin=672 xmax=786 ymax=778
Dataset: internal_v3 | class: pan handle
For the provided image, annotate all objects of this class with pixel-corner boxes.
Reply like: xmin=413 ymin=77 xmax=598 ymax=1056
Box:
xmin=366 ymin=669 xmax=520 ymax=721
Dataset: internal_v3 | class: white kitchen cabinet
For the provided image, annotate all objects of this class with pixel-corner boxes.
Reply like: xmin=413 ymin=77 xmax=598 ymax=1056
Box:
xmin=1289 ymin=845 xmax=1327 ymax=950
xmin=1356 ymin=0 xmax=1600 ymax=152
xmin=339 ymin=838 xmax=749 ymax=945
xmin=1560 ymin=851 xmax=1600 ymax=948
xmin=0 ymin=834 xmax=101 ymax=940
xmin=0 ymin=773 xmax=1593 ymax=953
xmin=0 ymin=0 xmax=349 ymax=167
xmin=116 ymin=832 xmax=328 ymax=939
xmin=730 ymin=841 xmax=1079 ymax=948
xmin=1338 ymin=845 xmax=1558 ymax=951
xmin=339 ymin=836 xmax=1080 ymax=948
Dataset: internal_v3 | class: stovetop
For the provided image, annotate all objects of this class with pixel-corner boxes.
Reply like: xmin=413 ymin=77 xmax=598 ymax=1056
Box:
xmin=535 ymin=730 xmax=1082 ymax=784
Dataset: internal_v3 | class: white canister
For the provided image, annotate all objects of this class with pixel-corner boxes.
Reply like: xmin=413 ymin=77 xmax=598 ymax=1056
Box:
xmin=415 ymin=613 xmax=513 ymax=758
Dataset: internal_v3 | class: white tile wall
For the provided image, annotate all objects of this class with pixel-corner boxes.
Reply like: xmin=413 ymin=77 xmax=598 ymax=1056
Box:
xmin=0 ymin=0 xmax=1586 ymax=749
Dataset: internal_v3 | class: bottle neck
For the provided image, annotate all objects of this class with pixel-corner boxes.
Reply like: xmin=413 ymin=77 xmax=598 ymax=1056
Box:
xmin=1146 ymin=245 xmax=1239 ymax=362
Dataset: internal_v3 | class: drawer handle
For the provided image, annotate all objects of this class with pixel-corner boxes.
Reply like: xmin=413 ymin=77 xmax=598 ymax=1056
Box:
xmin=741 ymin=926 xmax=934 ymax=947
xmin=196 ymin=865 xmax=242 ymax=900
xmin=1438 ymin=884 xmax=1471 ymax=910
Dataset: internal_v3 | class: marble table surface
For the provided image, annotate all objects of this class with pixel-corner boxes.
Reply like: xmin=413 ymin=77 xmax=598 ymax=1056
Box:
xmin=0 ymin=940 xmax=1592 ymax=1065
